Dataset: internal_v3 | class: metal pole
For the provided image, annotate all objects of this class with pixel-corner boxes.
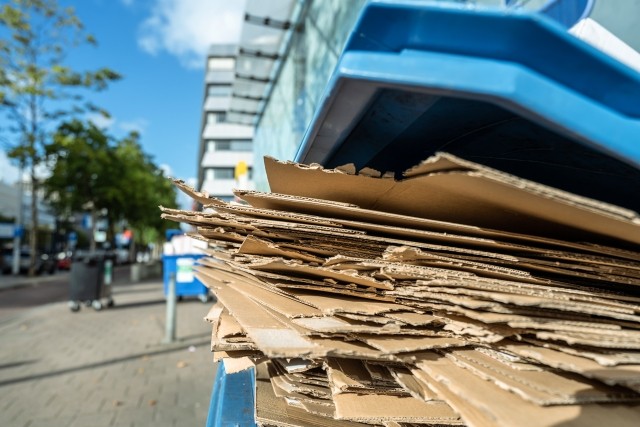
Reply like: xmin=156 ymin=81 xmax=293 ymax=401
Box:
xmin=163 ymin=272 xmax=177 ymax=343
xmin=11 ymin=165 xmax=24 ymax=276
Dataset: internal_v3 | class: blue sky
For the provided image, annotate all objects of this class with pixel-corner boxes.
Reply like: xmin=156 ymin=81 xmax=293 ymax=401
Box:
xmin=0 ymin=0 xmax=246 ymax=188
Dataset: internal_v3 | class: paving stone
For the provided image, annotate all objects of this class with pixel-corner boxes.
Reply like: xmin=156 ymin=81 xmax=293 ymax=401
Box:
xmin=0 ymin=279 xmax=215 ymax=426
xmin=70 ymin=411 xmax=116 ymax=427
xmin=26 ymin=415 xmax=77 ymax=427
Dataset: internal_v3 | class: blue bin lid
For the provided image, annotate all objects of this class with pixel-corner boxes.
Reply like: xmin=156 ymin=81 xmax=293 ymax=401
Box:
xmin=294 ymin=1 xmax=640 ymax=214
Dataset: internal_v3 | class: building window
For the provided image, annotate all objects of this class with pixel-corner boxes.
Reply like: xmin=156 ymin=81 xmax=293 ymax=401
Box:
xmin=207 ymin=85 xmax=232 ymax=97
xmin=207 ymin=112 xmax=227 ymax=124
xmin=204 ymin=167 xmax=253 ymax=181
xmin=206 ymin=140 xmax=252 ymax=152
xmin=231 ymin=140 xmax=252 ymax=151
xmin=212 ymin=141 xmax=231 ymax=151
xmin=205 ymin=167 xmax=235 ymax=180
xmin=208 ymin=57 xmax=235 ymax=71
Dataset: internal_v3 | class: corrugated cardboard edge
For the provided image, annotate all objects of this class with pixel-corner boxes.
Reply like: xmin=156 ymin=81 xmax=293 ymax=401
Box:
xmin=224 ymin=356 xmax=256 ymax=374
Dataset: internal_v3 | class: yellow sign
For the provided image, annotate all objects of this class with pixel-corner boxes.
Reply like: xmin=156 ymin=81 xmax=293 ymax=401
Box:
xmin=234 ymin=161 xmax=248 ymax=179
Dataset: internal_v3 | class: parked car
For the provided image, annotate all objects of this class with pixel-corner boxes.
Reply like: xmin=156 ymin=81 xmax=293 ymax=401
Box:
xmin=1 ymin=247 xmax=12 ymax=275
xmin=56 ymin=251 xmax=73 ymax=270
xmin=0 ymin=248 xmax=57 ymax=275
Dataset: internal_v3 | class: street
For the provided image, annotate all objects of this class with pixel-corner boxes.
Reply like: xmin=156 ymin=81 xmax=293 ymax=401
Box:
xmin=0 ymin=273 xmax=68 ymax=320
xmin=0 ymin=266 xmax=131 ymax=320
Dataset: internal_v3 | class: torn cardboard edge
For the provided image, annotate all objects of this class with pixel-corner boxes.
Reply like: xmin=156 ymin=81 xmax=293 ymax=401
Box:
xmin=234 ymin=189 xmax=640 ymax=263
xmin=171 ymin=178 xmax=224 ymax=207
xmin=262 ymin=154 xmax=640 ymax=246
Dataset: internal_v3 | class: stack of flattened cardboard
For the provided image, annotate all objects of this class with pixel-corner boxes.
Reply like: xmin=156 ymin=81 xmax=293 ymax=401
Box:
xmin=163 ymin=153 xmax=640 ymax=426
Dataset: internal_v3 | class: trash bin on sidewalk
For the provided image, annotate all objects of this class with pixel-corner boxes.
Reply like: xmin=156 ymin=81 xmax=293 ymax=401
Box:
xmin=162 ymin=254 xmax=210 ymax=303
xmin=68 ymin=253 xmax=114 ymax=312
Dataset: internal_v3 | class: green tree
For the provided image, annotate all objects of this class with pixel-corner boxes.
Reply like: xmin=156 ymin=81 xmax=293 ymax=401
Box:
xmin=44 ymin=121 xmax=178 ymax=256
xmin=113 ymin=132 xmax=178 ymax=256
xmin=44 ymin=119 xmax=119 ymax=251
xmin=0 ymin=0 xmax=120 ymax=274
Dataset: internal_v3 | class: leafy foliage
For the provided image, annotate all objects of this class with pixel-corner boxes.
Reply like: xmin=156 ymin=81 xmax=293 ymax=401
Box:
xmin=0 ymin=0 xmax=121 ymax=164
xmin=44 ymin=119 xmax=118 ymax=215
xmin=112 ymin=130 xmax=179 ymax=244
xmin=44 ymin=120 xmax=178 ymax=247
xmin=0 ymin=0 xmax=120 ymax=272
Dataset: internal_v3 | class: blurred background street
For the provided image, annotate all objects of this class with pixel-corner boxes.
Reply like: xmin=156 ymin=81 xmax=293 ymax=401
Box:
xmin=0 ymin=265 xmax=215 ymax=427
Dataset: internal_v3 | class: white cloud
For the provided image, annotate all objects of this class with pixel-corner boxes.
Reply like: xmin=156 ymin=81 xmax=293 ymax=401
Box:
xmin=0 ymin=151 xmax=20 ymax=184
xmin=118 ymin=118 xmax=149 ymax=135
xmin=88 ymin=113 xmax=115 ymax=130
xmin=87 ymin=114 xmax=149 ymax=136
xmin=137 ymin=0 xmax=246 ymax=68
xmin=120 ymin=0 xmax=134 ymax=7
xmin=159 ymin=163 xmax=172 ymax=177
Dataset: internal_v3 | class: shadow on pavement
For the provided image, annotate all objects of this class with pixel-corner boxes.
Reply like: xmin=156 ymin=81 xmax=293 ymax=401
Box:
xmin=0 ymin=340 xmax=210 ymax=388
xmin=176 ymin=332 xmax=211 ymax=341
xmin=0 ymin=360 xmax=38 ymax=370
xmin=107 ymin=299 xmax=167 ymax=310
xmin=111 ymin=286 xmax=162 ymax=295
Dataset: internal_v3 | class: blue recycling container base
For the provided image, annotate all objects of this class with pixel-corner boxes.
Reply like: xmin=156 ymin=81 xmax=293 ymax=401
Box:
xmin=161 ymin=254 xmax=208 ymax=298
xmin=206 ymin=360 xmax=257 ymax=427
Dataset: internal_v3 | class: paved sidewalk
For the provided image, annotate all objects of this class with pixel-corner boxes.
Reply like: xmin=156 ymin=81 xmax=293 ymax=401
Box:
xmin=0 ymin=279 xmax=216 ymax=427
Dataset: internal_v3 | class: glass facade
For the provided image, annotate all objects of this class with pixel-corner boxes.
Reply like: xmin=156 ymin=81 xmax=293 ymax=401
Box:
xmin=252 ymin=0 xmax=367 ymax=191
xmin=207 ymin=85 xmax=233 ymax=97
xmin=590 ymin=0 xmax=640 ymax=51
xmin=251 ymin=0 xmax=640 ymax=192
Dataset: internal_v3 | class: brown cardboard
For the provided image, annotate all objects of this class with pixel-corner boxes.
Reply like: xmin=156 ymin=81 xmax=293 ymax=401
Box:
xmin=247 ymin=258 xmax=394 ymax=291
xmin=213 ymin=350 xmax=262 ymax=363
xmin=224 ymin=356 xmax=255 ymax=374
xmin=324 ymin=358 xmax=408 ymax=395
xmin=239 ymin=235 xmax=325 ymax=263
xmin=264 ymin=154 xmax=640 ymax=245
xmin=521 ymin=338 xmax=640 ymax=367
xmin=387 ymin=366 xmax=440 ymax=402
xmin=415 ymin=351 xmax=640 ymax=427
xmin=383 ymin=311 xmax=441 ymax=327
xmin=292 ymin=316 xmax=439 ymax=336
xmin=236 ymin=188 xmax=640 ymax=262
xmin=335 ymin=313 xmax=403 ymax=326
xmin=268 ymin=362 xmax=332 ymax=400
xmin=332 ymin=391 xmax=462 ymax=424
xmin=171 ymin=178 xmax=224 ymax=206
xmin=213 ymin=309 xmax=257 ymax=352
xmin=166 ymin=155 xmax=640 ymax=426
xmin=196 ymin=271 xmax=320 ymax=358
xmin=358 ymin=334 xmax=467 ymax=353
xmin=503 ymin=342 xmax=640 ymax=389
xmin=445 ymin=348 xmax=640 ymax=405
xmin=255 ymin=377 xmax=371 ymax=427
xmin=274 ymin=358 xmax=321 ymax=374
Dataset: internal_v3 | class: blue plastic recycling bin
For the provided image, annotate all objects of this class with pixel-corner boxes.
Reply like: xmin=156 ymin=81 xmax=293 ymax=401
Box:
xmin=162 ymin=254 xmax=210 ymax=302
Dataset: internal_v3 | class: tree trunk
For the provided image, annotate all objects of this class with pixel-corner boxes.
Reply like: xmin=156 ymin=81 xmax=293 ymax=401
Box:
xmin=28 ymin=165 xmax=38 ymax=277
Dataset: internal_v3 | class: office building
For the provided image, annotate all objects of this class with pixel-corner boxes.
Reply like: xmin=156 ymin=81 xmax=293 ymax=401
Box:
xmin=196 ymin=44 xmax=255 ymax=202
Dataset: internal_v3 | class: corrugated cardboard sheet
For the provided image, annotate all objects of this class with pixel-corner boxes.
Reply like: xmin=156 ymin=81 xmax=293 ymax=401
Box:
xmin=172 ymin=153 xmax=640 ymax=426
